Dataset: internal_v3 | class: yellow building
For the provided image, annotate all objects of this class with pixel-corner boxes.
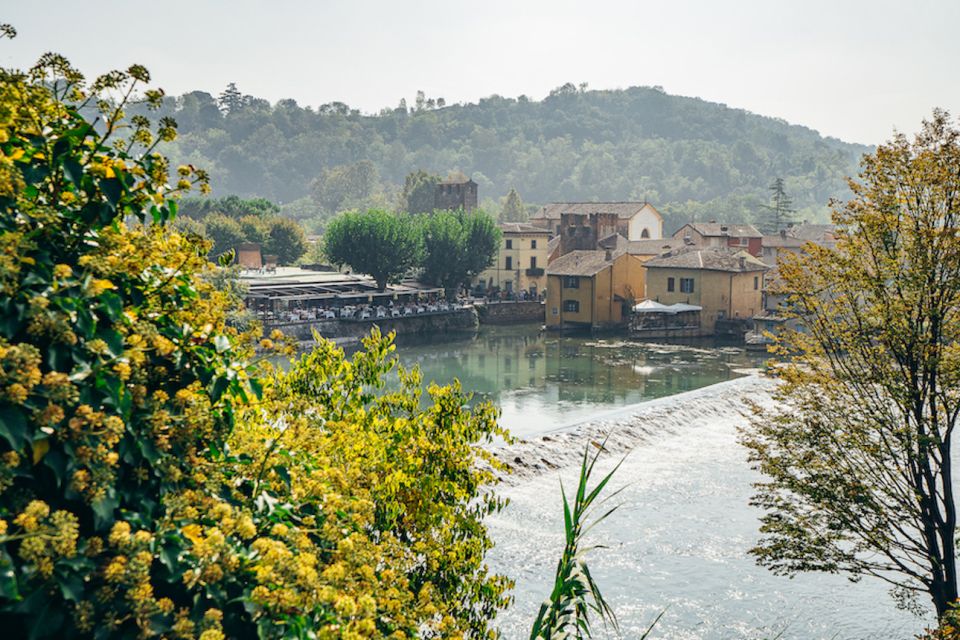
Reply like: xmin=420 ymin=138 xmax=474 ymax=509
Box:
xmin=545 ymin=249 xmax=646 ymax=330
xmin=642 ymin=247 xmax=768 ymax=335
xmin=477 ymin=223 xmax=551 ymax=296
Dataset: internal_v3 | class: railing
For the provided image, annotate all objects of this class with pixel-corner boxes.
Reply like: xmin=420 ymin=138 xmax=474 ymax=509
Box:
xmin=525 ymin=267 xmax=545 ymax=276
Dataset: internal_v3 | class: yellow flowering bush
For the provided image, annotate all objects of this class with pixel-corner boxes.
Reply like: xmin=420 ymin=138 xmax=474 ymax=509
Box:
xmin=0 ymin=33 xmax=512 ymax=639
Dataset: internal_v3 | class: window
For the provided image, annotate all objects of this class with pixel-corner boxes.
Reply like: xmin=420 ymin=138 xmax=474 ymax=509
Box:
xmin=667 ymin=277 xmax=675 ymax=292
xmin=680 ymin=278 xmax=695 ymax=293
xmin=505 ymin=239 xmax=513 ymax=249
xmin=563 ymin=276 xmax=580 ymax=289
xmin=738 ymin=237 xmax=749 ymax=246
xmin=556 ymin=225 xmax=561 ymax=235
xmin=530 ymin=257 xmax=537 ymax=269
xmin=531 ymin=239 xmax=537 ymax=249
xmin=505 ymin=256 xmax=512 ymax=270
xmin=641 ymin=228 xmax=650 ymax=239
xmin=754 ymin=275 xmax=759 ymax=290
xmin=563 ymin=300 xmax=580 ymax=313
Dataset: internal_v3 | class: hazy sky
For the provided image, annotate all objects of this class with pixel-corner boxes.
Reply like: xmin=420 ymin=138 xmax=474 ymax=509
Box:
xmin=4 ymin=0 xmax=958 ymax=145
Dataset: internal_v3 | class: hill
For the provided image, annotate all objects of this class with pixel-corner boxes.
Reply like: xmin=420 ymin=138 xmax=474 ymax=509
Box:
xmin=151 ymin=83 xmax=872 ymax=233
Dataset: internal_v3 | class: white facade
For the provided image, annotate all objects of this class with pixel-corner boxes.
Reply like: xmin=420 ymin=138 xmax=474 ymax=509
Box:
xmin=626 ymin=204 xmax=664 ymax=241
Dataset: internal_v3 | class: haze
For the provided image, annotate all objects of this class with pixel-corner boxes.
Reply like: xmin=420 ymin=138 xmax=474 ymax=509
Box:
xmin=4 ymin=0 xmax=958 ymax=145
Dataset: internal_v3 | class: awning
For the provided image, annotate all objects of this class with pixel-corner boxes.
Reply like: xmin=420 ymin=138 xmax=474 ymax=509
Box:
xmin=633 ymin=299 xmax=672 ymax=313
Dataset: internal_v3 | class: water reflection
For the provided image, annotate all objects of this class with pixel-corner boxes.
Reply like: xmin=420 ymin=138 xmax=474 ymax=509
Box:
xmin=381 ymin=325 xmax=764 ymax=437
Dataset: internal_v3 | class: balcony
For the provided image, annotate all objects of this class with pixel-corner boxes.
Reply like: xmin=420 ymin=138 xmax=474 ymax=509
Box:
xmin=525 ymin=267 xmax=545 ymax=276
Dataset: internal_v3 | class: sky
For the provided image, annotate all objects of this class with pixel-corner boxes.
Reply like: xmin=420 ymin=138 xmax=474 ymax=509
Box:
xmin=4 ymin=0 xmax=959 ymax=145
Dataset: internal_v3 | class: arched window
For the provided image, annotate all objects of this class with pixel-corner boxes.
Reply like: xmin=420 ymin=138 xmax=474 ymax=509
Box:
xmin=641 ymin=227 xmax=650 ymax=238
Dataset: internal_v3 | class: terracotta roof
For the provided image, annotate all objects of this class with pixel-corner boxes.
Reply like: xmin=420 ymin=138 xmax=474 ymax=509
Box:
xmin=500 ymin=222 xmax=551 ymax=234
xmin=627 ymin=237 xmax=684 ymax=256
xmin=644 ymin=247 xmax=768 ymax=273
xmin=547 ymin=235 xmax=561 ymax=255
xmin=547 ymin=250 xmax=620 ymax=277
xmin=762 ymin=233 xmax=806 ymax=249
xmin=677 ymin=222 xmax=762 ymax=238
xmin=598 ymin=233 xmax=629 ymax=251
xmin=788 ymin=223 xmax=837 ymax=245
xmin=532 ymin=201 xmax=662 ymax=221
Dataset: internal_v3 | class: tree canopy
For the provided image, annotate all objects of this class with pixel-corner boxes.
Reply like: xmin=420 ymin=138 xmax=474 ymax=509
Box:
xmin=323 ymin=209 xmax=422 ymax=290
xmin=742 ymin=110 xmax=960 ymax=620
xmin=144 ymin=84 xmax=870 ymax=233
xmin=0 ymin=41 xmax=512 ymax=639
xmin=420 ymin=210 xmax=501 ymax=297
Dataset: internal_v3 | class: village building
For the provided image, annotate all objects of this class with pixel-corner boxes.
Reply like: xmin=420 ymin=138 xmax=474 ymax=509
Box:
xmin=760 ymin=229 xmax=806 ymax=267
xmin=760 ymin=223 xmax=838 ymax=267
xmin=236 ymin=243 xmax=263 ymax=270
xmin=434 ymin=176 xmax=478 ymax=211
xmin=643 ymin=247 xmax=768 ymax=336
xmin=545 ymin=249 xmax=646 ymax=331
xmin=531 ymin=202 xmax=664 ymax=241
xmin=476 ymin=222 xmax=551 ymax=296
xmin=672 ymin=222 xmax=763 ymax=257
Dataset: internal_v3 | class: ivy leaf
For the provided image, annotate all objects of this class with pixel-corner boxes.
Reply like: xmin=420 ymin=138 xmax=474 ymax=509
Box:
xmin=0 ymin=408 xmax=29 ymax=450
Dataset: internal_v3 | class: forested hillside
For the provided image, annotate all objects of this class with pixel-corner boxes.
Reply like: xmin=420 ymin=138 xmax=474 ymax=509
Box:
xmin=150 ymin=83 xmax=872 ymax=233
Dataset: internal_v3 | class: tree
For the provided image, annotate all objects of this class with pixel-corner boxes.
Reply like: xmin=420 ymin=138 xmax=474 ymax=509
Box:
xmin=323 ymin=209 xmax=421 ymax=290
xmin=500 ymin=187 xmax=527 ymax=222
xmin=0 ymin=43 xmax=512 ymax=639
xmin=264 ymin=216 xmax=307 ymax=265
xmin=420 ymin=210 xmax=500 ymax=298
xmin=742 ymin=110 xmax=960 ymax=620
xmin=401 ymin=169 xmax=440 ymax=214
xmin=238 ymin=214 xmax=269 ymax=246
xmin=758 ymin=177 xmax=795 ymax=233
xmin=218 ymin=81 xmax=243 ymax=114
xmin=310 ymin=160 xmax=379 ymax=214
xmin=203 ymin=212 xmax=245 ymax=257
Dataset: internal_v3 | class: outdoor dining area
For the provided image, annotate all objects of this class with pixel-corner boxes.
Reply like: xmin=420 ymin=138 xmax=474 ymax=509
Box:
xmin=629 ymin=299 xmax=703 ymax=337
xmin=240 ymin=267 xmax=463 ymax=327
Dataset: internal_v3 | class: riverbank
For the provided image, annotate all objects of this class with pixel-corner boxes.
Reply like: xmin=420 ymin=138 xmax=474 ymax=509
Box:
xmin=266 ymin=306 xmax=479 ymax=344
xmin=486 ymin=375 xmax=927 ymax=639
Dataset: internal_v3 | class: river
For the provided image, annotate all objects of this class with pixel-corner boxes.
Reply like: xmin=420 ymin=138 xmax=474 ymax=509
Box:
xmin=386 ymin=325 xmax=929 ymax=639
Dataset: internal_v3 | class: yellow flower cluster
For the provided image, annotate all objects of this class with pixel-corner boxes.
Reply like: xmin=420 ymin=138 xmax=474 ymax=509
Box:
xmin=9 ymin=501 xmax=79 ymax=578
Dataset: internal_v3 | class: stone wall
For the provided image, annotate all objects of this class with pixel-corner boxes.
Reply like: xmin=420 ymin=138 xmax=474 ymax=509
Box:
xmin=265 ymin=307 xmax=479 ymax=343
xmin=477 ymin=301 xmax=545 ymax=325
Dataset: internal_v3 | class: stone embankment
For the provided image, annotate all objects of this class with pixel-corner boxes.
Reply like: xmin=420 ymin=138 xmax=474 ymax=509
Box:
xmin=265 ymin=307 xmax=479 ymax=344
xmin=476 ymin=301 xmax=545 ymax=325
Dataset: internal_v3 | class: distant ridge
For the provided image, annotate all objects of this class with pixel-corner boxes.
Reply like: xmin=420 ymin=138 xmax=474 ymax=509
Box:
xmin=154 ymin=84 xmax=871 ymax=231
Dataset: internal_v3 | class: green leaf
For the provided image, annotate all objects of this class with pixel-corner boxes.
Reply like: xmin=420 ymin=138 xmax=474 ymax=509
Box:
xmin=0 ymin=407 xmax=29 ymax=450
xmin=99 ymin=177 xmax=122 ymax=206
xmin=91 ymin=492 xmax=119 ymax=530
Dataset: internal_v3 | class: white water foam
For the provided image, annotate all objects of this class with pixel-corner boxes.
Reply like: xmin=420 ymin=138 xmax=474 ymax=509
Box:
xmin=487 ymin=375 xmax=929 ymax=639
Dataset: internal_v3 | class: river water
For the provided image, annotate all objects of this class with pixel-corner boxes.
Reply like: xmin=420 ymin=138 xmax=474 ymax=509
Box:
xmin=386 ymin=325 xmax=930 ymax=640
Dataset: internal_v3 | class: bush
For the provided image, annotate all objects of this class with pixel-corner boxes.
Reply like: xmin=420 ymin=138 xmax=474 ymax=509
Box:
xmin=0 ymin=46 xmax=511 ymax=639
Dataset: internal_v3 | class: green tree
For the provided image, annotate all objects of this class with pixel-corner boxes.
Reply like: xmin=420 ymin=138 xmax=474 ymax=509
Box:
xmin=0 ymin=41 xmax=512 ymax=639
xmin=758 ymin=177 xmax=795 ymax=233
xmin=742 ymin=111 xmax=960 ymax=619
xmin=264 ymin=216 xmax=307 ymax=265
xmin=238 ymin=214 xmax=268 ymax=246
xmin=217 ymin=81 xmax=243 ymax=114
xmin=203 ymin=212 xmax=245 ymax=258
xmin=421 ymin=210 xmax=500 ymax=298
xmin=401 ymin=169 xmax=440 ymax=214
xmin=310 ymin=160 xmax=380 ymax=214
xmin=500 ymin=187 xmax=526 ymax=222
xmin=323 ymin=209 xmax=421 ymax=290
